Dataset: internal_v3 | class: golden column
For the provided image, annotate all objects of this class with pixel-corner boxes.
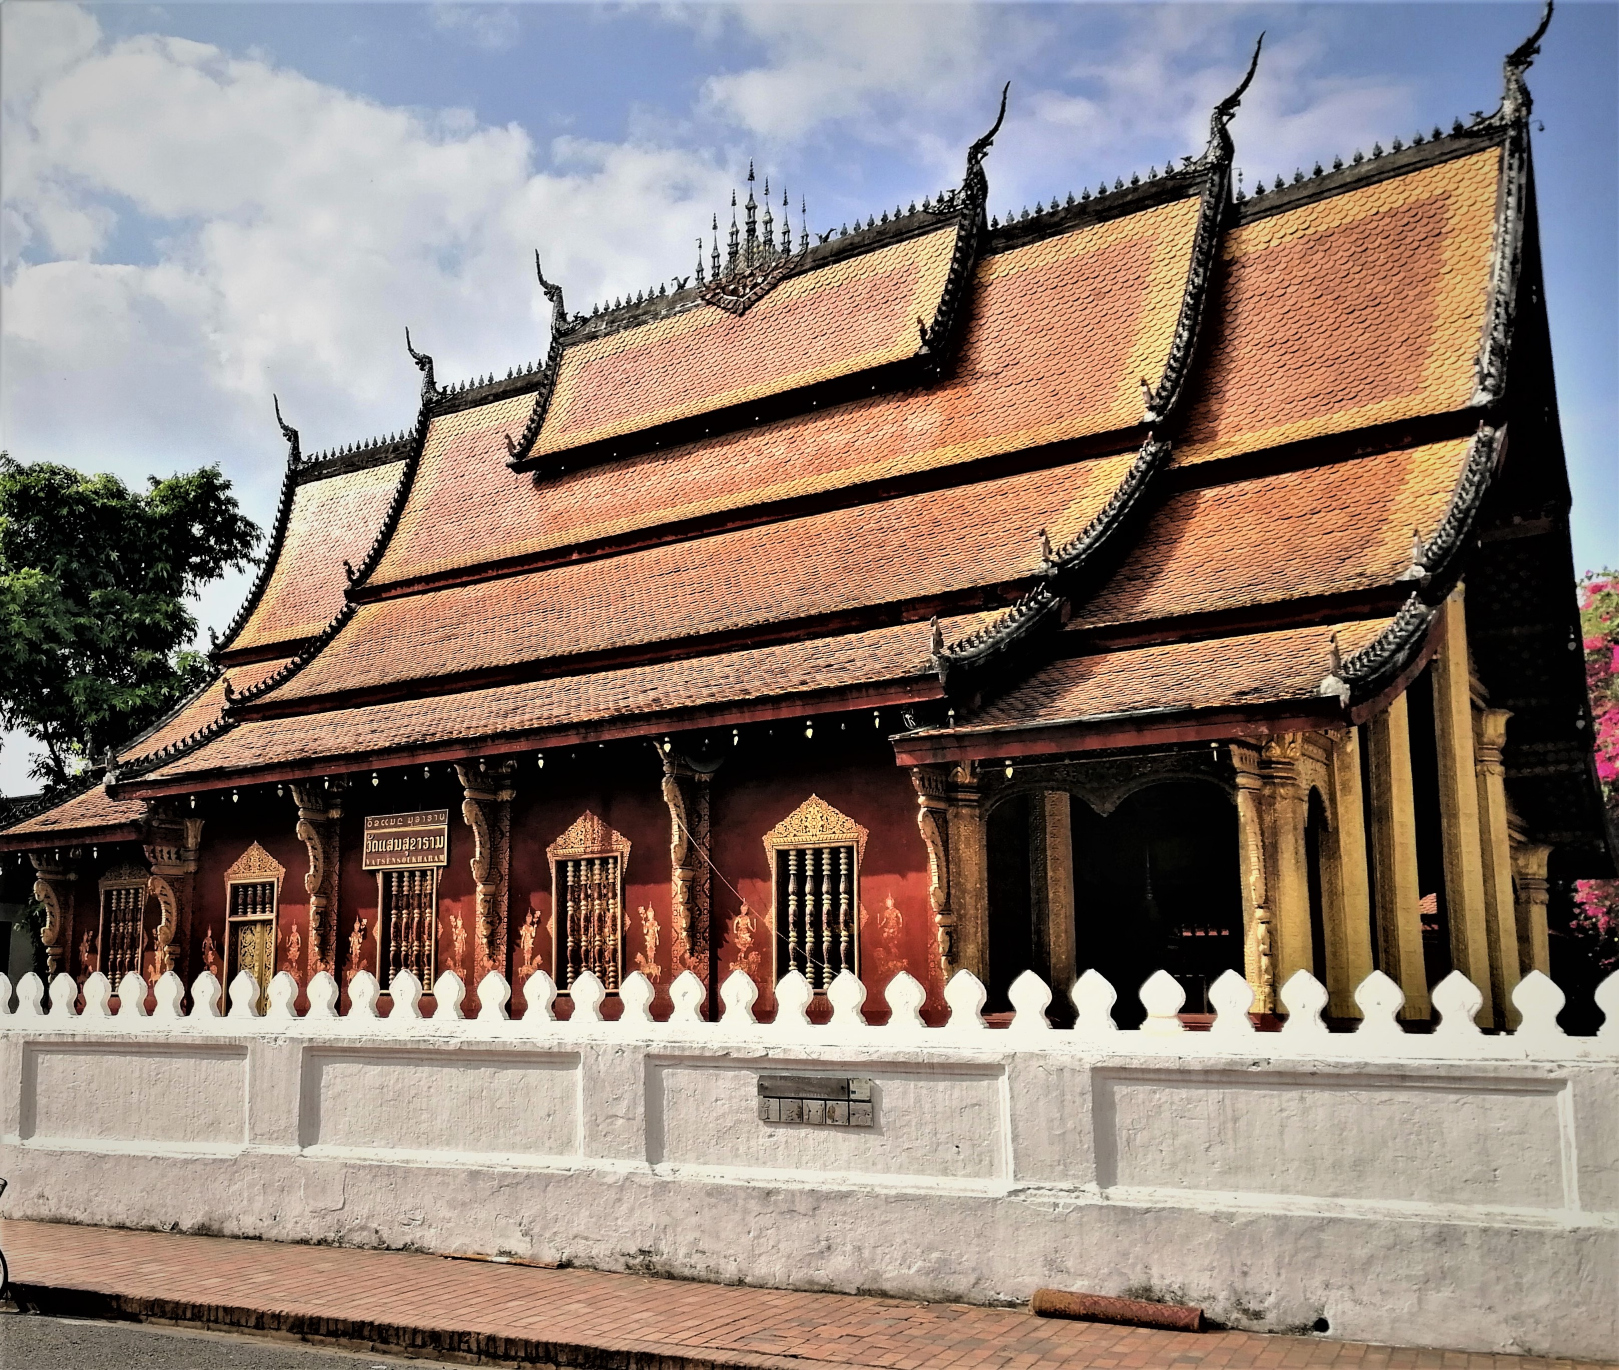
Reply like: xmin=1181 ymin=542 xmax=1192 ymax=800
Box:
xmin=911 ymin=762 xmax=989 ymax=982
xmin=1039 ymin=792 xmax=1077 ymax=996
xmin=1429 ymin=589 xmax=1495 ymax=1023
xmin=1472 ymin=706 xmax=1522 ymax=1026
xmin=1260 ymin=734 xmax=1315 ymax=988
xmin=1230 ymin=742 xmax=1275 ymax=1012
xmin=1325 ymin=729 xmax=1376 ymax=1016
xmin=1509 ymin=837 xmax=1553 ymax=977
xmin=1364 ymin=694 xmax=1431 ymax=1019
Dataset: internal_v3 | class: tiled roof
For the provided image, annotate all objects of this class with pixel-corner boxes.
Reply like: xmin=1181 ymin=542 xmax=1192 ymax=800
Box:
xmin=228 ymin=461 xmax=406 ymax=653
xmin=138 ymin=615 xmax=987 ymax=784
xmin=946 ymin=616 xmax=1395 ymax=735
xmin=1173 ymin=149 xmax=1499 ymax=466
xmin=369 ymin=194 xmax=1204 ymax=587
xmin=534 ymin=224 xmax=960 ymax=460
xmin=118 ymin=657 xmax=295 ymax=764
xmin=0 ymin=782 xmax=145 ymax=843
xmin=267 ymin=452 xmax=1139 ymax=704
xmin=1069 ymin=437 xmax=1473 ymax=633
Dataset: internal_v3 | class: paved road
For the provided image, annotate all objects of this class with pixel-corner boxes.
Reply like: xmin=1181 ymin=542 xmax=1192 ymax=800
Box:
xmin=0 ymin=1312 xmax=461 ymax=1368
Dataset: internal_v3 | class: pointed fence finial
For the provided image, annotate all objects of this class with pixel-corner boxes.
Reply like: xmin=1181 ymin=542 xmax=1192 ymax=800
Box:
xmin=272 ymin=394 xmax=301 ymax=467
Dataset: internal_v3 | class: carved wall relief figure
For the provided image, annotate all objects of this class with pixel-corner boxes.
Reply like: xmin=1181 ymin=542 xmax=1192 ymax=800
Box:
xmin=345 ymin=917 xmax=368 ymax=987
xmin=201 ymin=927 xmax=221 ymax=981
xmin=634 ymin=904 xmax=661 ymax=982
xmin=727 ymin=898 xmax=762 ymax=981
xmin=516 ymin=908 xmax=543 ymax=982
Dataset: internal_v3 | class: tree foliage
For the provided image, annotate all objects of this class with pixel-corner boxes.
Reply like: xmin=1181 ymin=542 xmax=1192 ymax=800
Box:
xmin=0 ymin=454 xmax=260 ymax=789
xmin=1572 ymin=568 xmax=1619 ymax=973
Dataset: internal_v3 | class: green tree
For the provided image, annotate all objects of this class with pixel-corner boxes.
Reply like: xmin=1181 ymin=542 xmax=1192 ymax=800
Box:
xmin=0 ymin=453 xmax=260 ymax=790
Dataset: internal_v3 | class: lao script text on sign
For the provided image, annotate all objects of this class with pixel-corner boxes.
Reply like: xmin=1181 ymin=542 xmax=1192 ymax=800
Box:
xmin=362 ymin=810 xmax=450 ymax=870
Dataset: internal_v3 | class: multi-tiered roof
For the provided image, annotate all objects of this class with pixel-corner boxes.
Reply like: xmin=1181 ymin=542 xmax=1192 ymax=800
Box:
xmin=5 ymin=8 xmax=1609 ymax=874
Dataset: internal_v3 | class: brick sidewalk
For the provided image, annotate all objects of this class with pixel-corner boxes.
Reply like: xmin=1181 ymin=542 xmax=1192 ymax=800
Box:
xmin=1 ymin=1221 xmax=1607 ymax=1370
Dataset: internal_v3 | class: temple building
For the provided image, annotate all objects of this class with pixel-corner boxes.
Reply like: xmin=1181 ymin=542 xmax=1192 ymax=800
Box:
xmin=2 ymin=11 xmax=1609 ymax=1029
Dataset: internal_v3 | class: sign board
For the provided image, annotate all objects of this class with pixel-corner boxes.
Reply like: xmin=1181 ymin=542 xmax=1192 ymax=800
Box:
xmin=362 ymin=810 xmax=450 ymax=870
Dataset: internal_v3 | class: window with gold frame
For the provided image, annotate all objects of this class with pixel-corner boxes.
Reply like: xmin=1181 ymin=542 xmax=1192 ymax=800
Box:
xmin=97 ymin=865 xmax=151 ymax=985
xmin=547 ymin=811 xmax=629 ymax=991
xmin=223 ymin=843 xmax=284 ymax=1014
xmin=763 ymin=796 xmax=867 ymax=991
xmin=376 ymin=867 xmax=438 ymax=993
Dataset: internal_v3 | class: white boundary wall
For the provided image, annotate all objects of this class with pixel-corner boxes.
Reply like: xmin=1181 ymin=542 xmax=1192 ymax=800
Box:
xmin=1 ymin=961 xmax=1616 ymax=1360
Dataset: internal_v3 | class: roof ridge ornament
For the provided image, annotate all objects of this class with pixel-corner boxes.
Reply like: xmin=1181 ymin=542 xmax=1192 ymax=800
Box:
xmin=272 ymin=394 xmax=301 ymax=467
xmin=404 ymin=327 xmax=438 ymax=402
xmin=535 ymin=252 xmax=580 ymax=337
xmin=1491 ymin=0 xmax=1552 ymax=126
xmin=698 ymin=161 xmax=803 ymax=316
xmin=967 ymin=82 xmax=1011 ymax=173
xmin=1201 ymin=33 xmax=1263 ymax=166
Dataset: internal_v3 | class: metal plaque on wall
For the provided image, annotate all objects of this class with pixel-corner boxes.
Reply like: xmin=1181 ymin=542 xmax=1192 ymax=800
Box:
xmin=757 ymin=1075 xmax=875 ymax=1127
xmin=362 ymin=810 xmax=450 ymax=870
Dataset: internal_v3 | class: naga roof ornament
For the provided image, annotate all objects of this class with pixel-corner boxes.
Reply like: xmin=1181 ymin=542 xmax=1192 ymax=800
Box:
xmin=404 ymin=327 xmax=438 ymax=401
xmin=272 ymin=394 xmax=302 ymax=468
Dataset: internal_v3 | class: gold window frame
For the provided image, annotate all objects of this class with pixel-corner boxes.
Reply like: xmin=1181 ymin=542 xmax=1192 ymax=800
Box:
xmin=547 ymin=811 xmax=631 ymax=992
xmin=223 ymin=842 xmax=285 ymax=1014
xmin=762 ymin=795 xmax=868 ymax=991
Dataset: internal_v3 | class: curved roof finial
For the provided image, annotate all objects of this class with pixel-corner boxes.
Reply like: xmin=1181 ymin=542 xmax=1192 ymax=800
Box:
xmin=534 ymin=250 xmax=567 ymax=324
xmin=967 ymin=82 xmax=1011 ymax=170
xmin=272 ymin=393 xmax=301 ymax=467
xmin=404 ymin=326 xmax=437 ymax=400
xmin=1203 ymin=32 xmax=1264 ymax=163
xmin=1498 ymin=0 xmax=1552 ymax=123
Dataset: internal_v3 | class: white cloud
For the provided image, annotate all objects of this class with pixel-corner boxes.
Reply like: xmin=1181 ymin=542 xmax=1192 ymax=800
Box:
xmin=431 ymin=4 xmax=521 ymax=54
xmin=2 ymin=3 xmax=731 ymax=577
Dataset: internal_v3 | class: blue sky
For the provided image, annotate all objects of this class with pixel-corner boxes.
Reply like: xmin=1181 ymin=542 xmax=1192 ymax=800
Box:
xmin=1 ymin=0 xmax=1615 ymax=791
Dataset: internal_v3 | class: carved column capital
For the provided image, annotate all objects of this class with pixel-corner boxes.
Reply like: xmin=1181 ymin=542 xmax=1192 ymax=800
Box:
xmin=659 ymin=747 xmax=719 ymax=980
xmin=290 ymin=779 xmax=345 ymax=978
xmin=141 ymin=802 xmax=202 ymax=979
xmin=28 ymin=853 xmax=76 ymax=976
xmin=910 ymin=765 xmax=955 ymax=977
xmin=1473 ymin=706 xmax=1512 ymax=776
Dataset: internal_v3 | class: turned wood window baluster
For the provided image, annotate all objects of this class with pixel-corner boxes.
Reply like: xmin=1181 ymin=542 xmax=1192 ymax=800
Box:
xmin=548 ymin=813 xmax=630 ymax=992
xmin=764 ymin=797 xmax=868 ymax=991
xmin=378 ymin=866 xmax=437 ymax=992
xmin=98 ymin=876 xmax=148 ymax=983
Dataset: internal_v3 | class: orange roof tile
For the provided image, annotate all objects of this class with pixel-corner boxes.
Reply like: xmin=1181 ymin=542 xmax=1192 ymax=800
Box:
xmin=266 ymin=452 xmax=1137 ymax=705
xmin=1 ymin=782 xmax=145 ymax=842
xmin=960 ymin=617 xmax=1394 ymax=732
xmin=1174 ymin=149 xmax=1500 ymax=466
xmin=137 ymin=615 xmax=987 ymax=783
xmin=230 ymin=462 xmax=406 ymax=652
xmin=370 ymin=194 xmax=1204 ymax=587
xmin=535 ymin=224 xmax=960 ymax=458
xmin=1070 ymin=437 xmax=1473 ymax=631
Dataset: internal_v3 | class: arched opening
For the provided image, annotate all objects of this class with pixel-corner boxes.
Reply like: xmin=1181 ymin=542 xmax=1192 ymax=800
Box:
xmin=1306 ymin=789 xmax=1330 ymax=985
xmin=1070 ymin=780 xmax=1243 ymax=1025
